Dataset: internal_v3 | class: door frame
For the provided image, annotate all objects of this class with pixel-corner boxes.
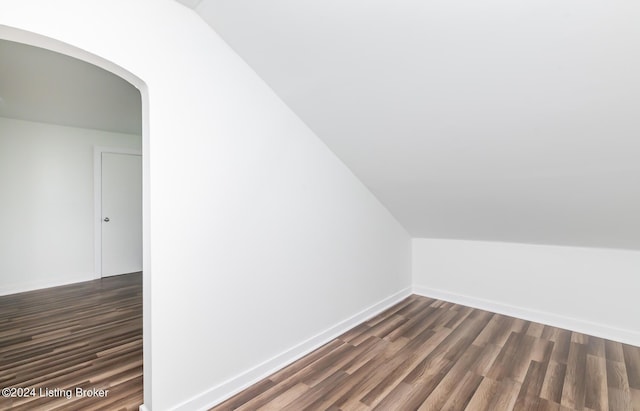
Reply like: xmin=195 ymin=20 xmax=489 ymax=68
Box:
xmin=4 ymin=24 xmax=151 ymax=408
xmin=94 ymin=146 xmax=142 ymax=279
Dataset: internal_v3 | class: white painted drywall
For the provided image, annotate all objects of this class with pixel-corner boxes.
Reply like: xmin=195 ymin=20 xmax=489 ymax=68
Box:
xmin=413 ymin=238 xmax=640 ymax=346
xmin=0 ymin=117 xmax=141 ymax=295
xmin=0 ymin=2 xmax=411 ymax=410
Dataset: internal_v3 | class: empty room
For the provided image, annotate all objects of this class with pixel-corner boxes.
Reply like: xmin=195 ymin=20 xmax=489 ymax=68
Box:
xmin=0 ymin=39 xmax=144 ymax=409
xmin=0 ymin=1 xmax=638 ymax=411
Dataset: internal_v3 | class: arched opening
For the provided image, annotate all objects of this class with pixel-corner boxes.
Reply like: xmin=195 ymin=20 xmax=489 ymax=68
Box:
xmin=0 ymin=26 xmax=151 ymax=410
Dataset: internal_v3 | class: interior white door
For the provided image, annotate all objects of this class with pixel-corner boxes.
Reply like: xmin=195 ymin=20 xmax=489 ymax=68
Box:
xmin=101 ymin=152 xmax=142 ymax=277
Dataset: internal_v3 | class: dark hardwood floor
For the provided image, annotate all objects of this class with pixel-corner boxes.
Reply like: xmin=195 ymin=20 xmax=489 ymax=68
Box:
xmin=0 ymin=272 xmax=142 ymax=411
xmin=212 ymin=295 xmax=640 ymax=411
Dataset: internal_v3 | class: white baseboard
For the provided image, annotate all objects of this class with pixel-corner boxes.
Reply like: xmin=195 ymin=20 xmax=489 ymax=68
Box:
xmin=0 ymin=275 xmax=95 ymax=297
xmin=169 ymin=286 xmax=413 ymax=411
xmin=139 ymin=405 xmax=150 ymax=411
xmin=413 ymin=285 xmax=640 ymax=347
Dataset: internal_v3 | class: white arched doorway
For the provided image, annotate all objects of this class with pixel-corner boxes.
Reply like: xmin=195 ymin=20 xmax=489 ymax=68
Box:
xmin=0 ymin=24 xmax=152 ymax=410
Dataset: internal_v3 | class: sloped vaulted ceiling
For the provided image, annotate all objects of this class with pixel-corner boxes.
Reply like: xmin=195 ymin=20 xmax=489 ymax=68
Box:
xmin=179 ymin=0 xmax=640 ymax=250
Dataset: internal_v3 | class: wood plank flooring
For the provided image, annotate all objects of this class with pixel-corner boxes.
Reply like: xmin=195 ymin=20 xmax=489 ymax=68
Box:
xmin=0 ymin=273 xmax=142 ymax=411
xmin=212 ymin=295 xmax=640 ymax=411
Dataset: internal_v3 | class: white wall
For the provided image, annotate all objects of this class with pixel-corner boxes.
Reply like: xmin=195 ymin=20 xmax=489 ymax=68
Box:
xmin=0 ymin=116 xmax=141 ymax=295
xmin=0 ymin=3 xmax=412 ymax=410
xmin=413 ymin=238 xmax=640 ymax=346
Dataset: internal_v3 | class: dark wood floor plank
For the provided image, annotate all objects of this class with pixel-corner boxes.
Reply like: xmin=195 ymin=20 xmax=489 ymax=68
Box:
xmin=416 ymin=344 xmax=482 ymax=410
xmin=234 ymin=343 xmax=353 ymax=410
xmin=388 ymin=296 xmax=424 ymax=318
xmin=440 ymin=371 xmax=484 ymax=411
xmin=572 ymin=331 xmax=590 ymax=345
xmin=280 ymin=370 xmax=348 ymax=411
xmin=473 ymin=314 xmax=512 ymax=348
xmin=364 ymin=296 xmax=414 ymax=327
xmin=349 ymin=314 xmax=407 ymax=345
xmin=526 ymin=322 xmax=545 ymax=338
xmin=540 ymin=360 xmax=567 ymax=404
xmin=268 ymin=339 xmax=342 ymax=384
xmin=312 ymin=343 xmax=392 ymax=410
xmin=607 ymin=340 xmax=626 ymax=363
xmin=538 ymin=397 xmax=570 ymax=411
xmin=585 ymin=354 xmax=609 ymax=411
xmin=514 ymin=360 xmax=547 ymax=410
xmin=607 ymin=359 xmax=631 ymax=391
xmin=551 ymin=329 xmax=573 ymax=365
xmin=468 ymin=342 xmax=502 ymax=377
xmin=370 ymin=381 xmax=412 ymax=410
xmin=464 ymin=376 xmax=500 ymax=410
xmin=0 ymin=273 xmax=142 ymax=411
xmin=588 ymin=336 xmax=606 ymax=359
xmin=358 ymin=327 xmax=451 ymax=407
xmin=384 ymin=305 xmax=437 ymax=342
xmin=341 ymin=336 xmax=388 ymax=375
xmin=608 ymin=387 xmax=633 ymax=411
xmin=214 ymin=379 xmax=277 ymax=411
xmin=487 ymin=378 xmax=521 ymax=411
xmin=339 ymin=323 xmax=371 ymax=345
xmin=209 ymin=295 xmax=640 ymax=411
xmin=393 ymin=305 xmax=452 ymax=340
xmin=255 ymin=382 xmax=307 ymax=411
xmin=561 ymin=341 xmax=588 ymax=409
xmin=232 ymin=379 xmax=301 ymax=411
xmin=330 ymin=336 xmax=412 ymax=409
xmin=631 ymin=389 xmax=640 ymax=411
xmin=624 ymin=343 xmax=640 ymax=390
xmin=301 ymin=343 xmax=358 ymax=386
xmin=444 ymin=305 xmax=474 ymax=330
xmin=487 ymin=332 xmax=535 ymax=382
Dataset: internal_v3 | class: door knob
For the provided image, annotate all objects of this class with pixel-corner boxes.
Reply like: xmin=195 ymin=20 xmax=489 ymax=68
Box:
xmin=103 ymin=217 xmax=110 ymax=222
